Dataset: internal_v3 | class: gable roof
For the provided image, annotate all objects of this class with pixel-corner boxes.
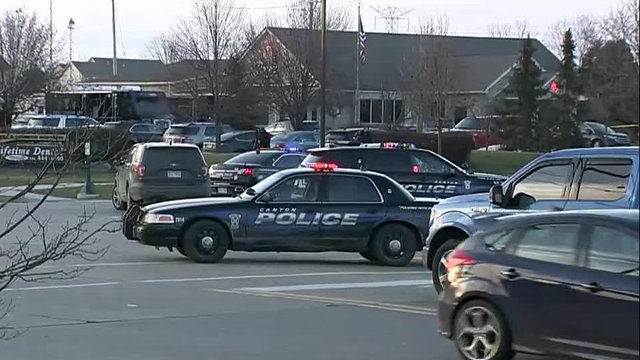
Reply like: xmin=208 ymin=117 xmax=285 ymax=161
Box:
xmin=71 ymin=57 xmax=229 ymax=83
xmin=263 ymin=27 xmax=560 ymax=93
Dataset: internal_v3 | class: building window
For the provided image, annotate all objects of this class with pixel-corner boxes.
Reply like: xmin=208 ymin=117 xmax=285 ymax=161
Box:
xmin=454 ymin=106 xmax=467 ymax=123
xmin=360 ymin=99 xmax=371 ymax=123
xmin=371 ymin=100 xmax=382 ymax=123
xmin=383 ymin=100 xmax=394 ymax=123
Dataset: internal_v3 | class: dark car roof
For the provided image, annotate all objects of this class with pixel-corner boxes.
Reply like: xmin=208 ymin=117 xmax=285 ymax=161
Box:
xmin=474 ymin=209 xmax=639 ymax=232
xmin=543 ymin=146 xmax=639 ymax=159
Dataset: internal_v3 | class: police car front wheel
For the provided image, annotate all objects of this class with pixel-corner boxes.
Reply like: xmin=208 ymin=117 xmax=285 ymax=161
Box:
xmin=182 ymin=220 xmax=230 ymax=263
xmin=370 ymin=224 xmax=417 ymax=267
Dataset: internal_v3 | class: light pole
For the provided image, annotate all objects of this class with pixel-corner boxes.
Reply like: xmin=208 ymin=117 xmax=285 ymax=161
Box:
xmin=320 ymin=0 xmax=327 ymax=147
xmin=68 ymin=18 xmax=75 ymax=63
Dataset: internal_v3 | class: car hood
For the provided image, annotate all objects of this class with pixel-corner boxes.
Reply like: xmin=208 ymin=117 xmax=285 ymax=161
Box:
xmin=143 ymin=197 xmax=243 ymax=213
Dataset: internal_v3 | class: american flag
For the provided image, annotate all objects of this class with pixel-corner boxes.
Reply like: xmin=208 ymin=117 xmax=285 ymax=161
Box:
xmin=358 ymin=12 xmax=367 ymax=64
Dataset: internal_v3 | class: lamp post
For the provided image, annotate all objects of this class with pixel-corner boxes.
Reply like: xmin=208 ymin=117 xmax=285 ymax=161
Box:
xmin=77 ymin=141 xmax=98 ymax=199
xmin=319 ymin=0 xmax=327 ymax=146
xmin=68 ymin=18 xmax=75 ymax=63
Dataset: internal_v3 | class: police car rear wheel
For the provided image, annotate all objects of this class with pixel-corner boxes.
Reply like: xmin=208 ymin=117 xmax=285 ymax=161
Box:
xmin=370 ymin=224 xmax=416 ymax=266
xmin=359 ymin=250 xmax=376 ymax=262
xmin=182 ymin=220 xmax=229 ymax=263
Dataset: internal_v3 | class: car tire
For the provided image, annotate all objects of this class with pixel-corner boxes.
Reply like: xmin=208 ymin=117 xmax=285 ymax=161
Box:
xmin=369 ymin=224 xmax=417 ymax=266
xmin=453 ymin=299 xmax=514 ymax=360
xmin=432 ymin=238 xmax=463 ymax=294
xmin=182 ymin=220 xmax=230 ymax=263
xmin=112 ymin=184 xmax=127 ymax=210
xmin=592 ymin=139 xmax=603 ymax=147
xmin=176 ymin=243 xmax=187 ymax=257
xmin=359 ymin=250 xmax=376 ymax=262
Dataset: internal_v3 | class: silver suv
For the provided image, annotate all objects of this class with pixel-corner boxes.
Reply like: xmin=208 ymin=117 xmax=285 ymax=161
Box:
xmin=163 ymin=122 xmax=233 ymax=147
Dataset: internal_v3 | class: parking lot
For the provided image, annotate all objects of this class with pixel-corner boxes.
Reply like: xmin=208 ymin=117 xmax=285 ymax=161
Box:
xmin=0 ymin=199 xmax=561 ymax=360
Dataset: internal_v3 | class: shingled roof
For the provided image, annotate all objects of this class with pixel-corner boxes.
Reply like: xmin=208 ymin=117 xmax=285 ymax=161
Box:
xmin=264 ymin=27 xmax=560 ymax=94
xmin=70 ymin=57 xmax=229 ymax=83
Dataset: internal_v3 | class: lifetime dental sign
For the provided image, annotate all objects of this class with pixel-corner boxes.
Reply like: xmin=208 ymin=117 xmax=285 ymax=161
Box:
xmin=1 ymin=144 xmax=66 ymax=164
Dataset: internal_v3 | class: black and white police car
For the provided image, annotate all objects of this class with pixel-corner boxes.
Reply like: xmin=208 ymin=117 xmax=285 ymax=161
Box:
xmin=123 ymin=162 xmax=435 ymax=266
xmin=301 ymin=143 xmax=506 ymax=199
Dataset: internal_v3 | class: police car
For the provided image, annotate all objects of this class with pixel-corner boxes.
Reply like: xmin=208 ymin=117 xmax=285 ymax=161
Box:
xmin=301 ymin=143 xmax=506 ymax=199
xmin=123 ymin=163 xmax=435 ymax=266
xmin=209 ymin=149 xmax=307 ymax=196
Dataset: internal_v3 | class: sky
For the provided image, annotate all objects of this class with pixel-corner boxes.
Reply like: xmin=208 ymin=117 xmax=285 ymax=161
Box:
xmin=0 ymin=0 xmax=620 ymax=62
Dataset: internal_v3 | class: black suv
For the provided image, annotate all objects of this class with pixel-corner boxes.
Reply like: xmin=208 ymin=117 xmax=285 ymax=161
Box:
xmin=301 ymin=144 xmax=505 ymax=198
xmin=112 ymin=143 xmax=210 ymax=209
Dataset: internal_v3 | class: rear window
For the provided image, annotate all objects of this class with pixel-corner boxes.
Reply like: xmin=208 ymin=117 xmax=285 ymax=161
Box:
xmin=454 ymin=117 xmax=488 ymax=130
xmin=225 ymin=152 xmax=281 ymax=165
xmin=301 ymin=151 xmax=361 ymax=168
xmin=142 ymin=147 xmax=204 ymax=167
xmin=167 ymin=126 xmax=199 ymax=135
xmin=326 ymin=131 xmax=357 ymax=141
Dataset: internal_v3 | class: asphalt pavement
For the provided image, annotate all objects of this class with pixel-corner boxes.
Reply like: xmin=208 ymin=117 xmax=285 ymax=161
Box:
xmin=0 ymin=199 xmax=553 ymax=360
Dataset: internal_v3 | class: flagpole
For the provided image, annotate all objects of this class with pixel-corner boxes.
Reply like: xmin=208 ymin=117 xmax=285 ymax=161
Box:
xmin=355 ymin=3 xmax=361 ymax=124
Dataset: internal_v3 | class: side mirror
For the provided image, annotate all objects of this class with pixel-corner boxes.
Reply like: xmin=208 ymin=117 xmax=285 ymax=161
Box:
xmin=461 ymin=162 xmax=472 ymax=174
xmin=490 ymin=185 xmax=504 ymax=206
xmin=234 ymin=186 xmax=244 ymax=194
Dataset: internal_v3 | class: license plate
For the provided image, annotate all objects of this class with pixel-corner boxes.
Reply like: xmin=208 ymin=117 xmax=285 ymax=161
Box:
xmin=167 ymin=170 xmax=181 ymax=178
xmin=218 ymin=187 xmax=228 ymax=194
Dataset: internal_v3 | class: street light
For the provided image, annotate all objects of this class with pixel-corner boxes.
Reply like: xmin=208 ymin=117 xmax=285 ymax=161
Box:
xmin=320 ymin=0 xmax=326 ymax=147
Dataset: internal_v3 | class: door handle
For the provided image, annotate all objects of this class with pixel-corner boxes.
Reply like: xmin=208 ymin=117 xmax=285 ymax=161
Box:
xmin=500 ymin=268 xmax=520 ymax=280
xmin=580 ymin=282 xmax=603 ymax=293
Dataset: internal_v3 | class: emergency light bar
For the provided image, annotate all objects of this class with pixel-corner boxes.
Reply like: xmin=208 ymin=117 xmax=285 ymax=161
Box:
xmin=311 ymin=162 xmax=338 ymax=172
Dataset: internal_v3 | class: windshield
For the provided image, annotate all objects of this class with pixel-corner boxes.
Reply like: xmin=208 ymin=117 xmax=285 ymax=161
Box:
xmin=326 ymin=131 xmax=356 ymax=141
xmin=225 ymin=152 xmax=281 ymax=165
xmin=166 ymin=126 xmax=199 ymax=136
xmin=243 ymin=170 xmax=289 ymax=196
xmin=454 ymin=117 xmax=489 ymax=130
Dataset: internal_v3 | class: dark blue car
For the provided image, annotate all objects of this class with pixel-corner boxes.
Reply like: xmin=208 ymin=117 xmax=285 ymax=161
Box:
xmin=439 ymin=210 xmax=639 ymax=360
xmin=123 ymin=165 xmax=436 ymax=266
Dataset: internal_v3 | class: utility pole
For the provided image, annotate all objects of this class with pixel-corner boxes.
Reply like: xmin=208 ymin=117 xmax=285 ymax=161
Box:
xmin=111 ymin=0 xmax=117 ymax=77
xmin=49 ymin=0 xmax=53 ymax=65
xmin=68 ymin=18 xmax=75 ymax=63
xmin=320 ymin=0 xmax=326 ymax=147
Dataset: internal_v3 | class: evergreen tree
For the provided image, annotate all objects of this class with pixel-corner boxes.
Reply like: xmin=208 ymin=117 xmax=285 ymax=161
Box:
xmin=546 ymin=29 xmax=581 ymax=150
xmin=502 ymin=37 xmax=546 ymax=151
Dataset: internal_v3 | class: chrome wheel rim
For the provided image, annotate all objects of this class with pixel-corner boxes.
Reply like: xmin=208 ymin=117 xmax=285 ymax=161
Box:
xmin=383 ymin=233 xmax=405 ymax=258
xmin=455 ymin=306 xmax=501 ymax=360
xmin=196 ymin=229 xmax=218 ymax=254
xmin=112 ymin=187 xmax=122 ymax=208
xmin=437 ymin=249 xmax=454 ymax=287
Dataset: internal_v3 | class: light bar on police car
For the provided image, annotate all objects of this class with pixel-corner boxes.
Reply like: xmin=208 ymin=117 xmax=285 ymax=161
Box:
xmin=142 ymin=214 xmax=175 ymax=224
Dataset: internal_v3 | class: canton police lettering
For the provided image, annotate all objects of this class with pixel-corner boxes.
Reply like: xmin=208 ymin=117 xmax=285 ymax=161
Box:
xmin=255 ymin=209 xmax=359 ymax=226
xmin=403 ymin=184 xmax=457 ymax=195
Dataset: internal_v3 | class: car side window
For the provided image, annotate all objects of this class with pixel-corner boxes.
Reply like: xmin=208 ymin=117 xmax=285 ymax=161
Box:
xmin=577 ymin=159 xmax=631 ymax=201
xmin=511 ymin=224 xmax=582 ymax=266
xmin=364 ymin=151 xmax=411 ymax=173
xmin=274 ymin=155 xmax=304 ymax=169
xmin=237 ymin=133 xmax=255 ymax=142
xmin=204 ymin=126 xmax=217 ymax=136
xmin=409 ymin=151 xmax=458 ymax=175
xmin=511 ymin=163 xmax=573 ymax=205
xmin=130 ymin=124 xmax=149 ymax=133
xmin=322 ymin=175 xmax=382 ymax=203
xmin=587 ymin=226 xmax=639 ymax=276
xmin=263 ymin=175 xmax=321 ymax=203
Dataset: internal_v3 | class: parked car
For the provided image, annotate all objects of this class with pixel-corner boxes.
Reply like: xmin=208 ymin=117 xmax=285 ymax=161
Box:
xmin=439 ymin=209 xmax=639 ymax=360
xmin=301 ymin=144 xmax=505 ymax=197
xmin=103 ymin=121 xmax=164 ymax=144
xmin=17 ymin=115 xmax=100 ymax=130
xmin=325 ymin=128 xmax=382 ymax=146
xmin=203 ymin=130 xmax=257 ymax=153
xmin=209 ymin=150 xmax=307 ymax=196
xmin=112 ymin=143 xmax=210 ymax=209
xmin=449 ymin=115 xmax=505 ymax=149
xmin=163 ymin=122 xmax=234 ymax=147
xmin=270 ymin=131 xmax=319 ymax=151
xmin=580 ymin=121 xmax=631 ymax=147
xmin=425 ymin=146 xmax=640 ymax=293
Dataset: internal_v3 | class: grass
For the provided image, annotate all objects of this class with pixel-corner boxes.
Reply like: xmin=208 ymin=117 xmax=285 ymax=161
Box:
xmin=31 ymin=184 xmax=113 ymax=200
xmin=0 ymin=165 xmax=116 ymax=187
xmin=469 ymin=150 xmax=540 ymax=176
xmin=203 ymin=152 xmax=237 ymax=165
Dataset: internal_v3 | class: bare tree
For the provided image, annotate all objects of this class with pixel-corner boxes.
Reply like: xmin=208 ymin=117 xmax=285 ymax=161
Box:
xmin=488 ymin=20 xmax=536 ymax=38
xmin=142 ymin=32 xmax=182 ymax=63
xmin=601 ymin=0 xmax=639 ymax=64
xmin=545 ymin=15 xmax=602 ymax=64
xmin=0 ymin=127 xmax=124 ymax=338
xmin=0 ymin=8 xmax=62 ymax=118
xmin=286 ymin=0 xmax=353 ymax=31
xmin=402 ymin=13 xmax=454 ymax=154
